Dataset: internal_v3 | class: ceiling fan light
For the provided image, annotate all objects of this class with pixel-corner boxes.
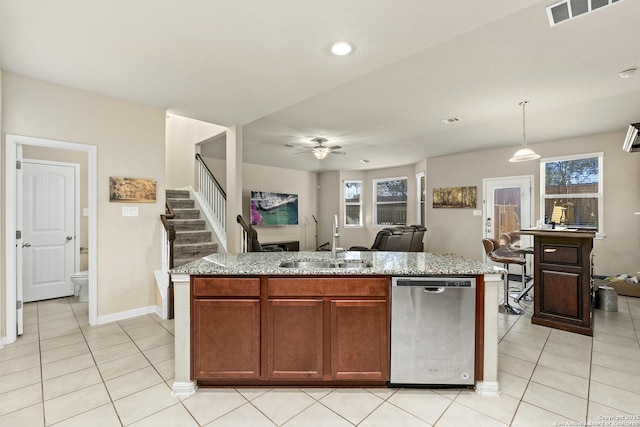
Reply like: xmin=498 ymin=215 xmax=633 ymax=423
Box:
xmin=313 ymin=148 xmax=328 ymax=160
xmin=509 ymin=147 xmax=541 ymax=162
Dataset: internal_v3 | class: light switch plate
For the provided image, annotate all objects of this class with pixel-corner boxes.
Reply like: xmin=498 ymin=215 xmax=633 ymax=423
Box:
xmin=83 ymin=208 xmax=89 ymax=217
xmin=473 ymin=210 xmax=482 ymax=216
xmin=122 ymin=207 xmax=138 ymax=217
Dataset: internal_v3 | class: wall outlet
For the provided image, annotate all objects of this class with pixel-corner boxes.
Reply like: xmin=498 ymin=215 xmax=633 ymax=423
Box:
xmin=473 ymin=210 xmax=482 ymax=216
xmin=122 ymin=207 xmax=138 ymax=217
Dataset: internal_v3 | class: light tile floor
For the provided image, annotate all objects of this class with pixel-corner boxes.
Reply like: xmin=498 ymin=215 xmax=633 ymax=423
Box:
xmin=1 ymin=291 xmax=639 ymax=426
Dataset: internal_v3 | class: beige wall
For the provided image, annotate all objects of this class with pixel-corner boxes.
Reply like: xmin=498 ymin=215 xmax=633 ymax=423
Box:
xmin=426 ymin=130 xmax=640 ymax=275
xmin=204 ymin=157 xmax=319 ymax=250
xmin=165 ymin=113 xmax=226 ymax=189
xmin=22 ymin=147 xmax=90 ymax=271
xmin=1 ymin=73 xmax=166 ymax=325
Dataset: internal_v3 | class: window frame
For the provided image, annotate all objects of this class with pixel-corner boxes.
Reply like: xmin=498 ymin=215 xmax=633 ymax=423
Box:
xmin=343 ymin=179 xmax=363 ymax=228
xmin=539 ymin=152 xmax=604 ymax=237
xmin=373 ymin=176 xmax=408 ymax=227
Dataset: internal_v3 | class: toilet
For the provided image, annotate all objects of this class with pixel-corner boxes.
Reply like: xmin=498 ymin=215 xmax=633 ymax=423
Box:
xmin=70 ymin=271 xmax=89 ymax=302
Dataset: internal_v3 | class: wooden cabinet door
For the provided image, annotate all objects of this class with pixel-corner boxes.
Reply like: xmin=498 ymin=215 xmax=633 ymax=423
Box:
xmin=537 ymin=268 xmax=583 ymax=319
xmin=267 ymin=299 xmax=324 ymax=379
xmin=192 ymin=299 xmax=260 ymax=379
xmin=330 ymin=299 xmax=389 ymax=381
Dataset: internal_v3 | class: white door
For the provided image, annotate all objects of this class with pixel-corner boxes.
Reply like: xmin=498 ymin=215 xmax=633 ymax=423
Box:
xmin=22 ymin=160 xmax=77 ymax=302
xmin=483 ymin=176 xmax=534 ymax=271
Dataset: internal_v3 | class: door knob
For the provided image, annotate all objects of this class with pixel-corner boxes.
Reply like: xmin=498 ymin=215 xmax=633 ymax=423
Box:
xmin=66 ymin=236 xmax=73 ymax=241
xmin=22 ymin=243 xmax=31 ymax=248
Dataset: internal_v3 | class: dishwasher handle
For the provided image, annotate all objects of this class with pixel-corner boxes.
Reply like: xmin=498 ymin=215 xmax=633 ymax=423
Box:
xmin=423 ymin=287 xmax=445 ymax=293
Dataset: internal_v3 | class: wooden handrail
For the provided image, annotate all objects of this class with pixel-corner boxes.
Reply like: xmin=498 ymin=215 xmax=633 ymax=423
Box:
xmin=196 ymin=153 xmax=226 ymax=199
xmin=160 ymin=199 xmax=176 ymax=268
xmin=160 ymin=199 xmax=177 ymax=319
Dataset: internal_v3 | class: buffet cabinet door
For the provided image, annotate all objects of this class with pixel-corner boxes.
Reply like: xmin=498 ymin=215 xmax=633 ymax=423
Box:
xmin=266 ymin=299 xmax=324 ymax=379
xmin=192 ymin=299 xmax=261 ymax=379
xmin=330 ymin=299 xmax=389 ymax=381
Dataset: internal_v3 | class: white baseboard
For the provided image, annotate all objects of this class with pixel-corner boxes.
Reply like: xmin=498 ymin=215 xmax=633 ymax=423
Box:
xmin=475 ymin=381 xmax=500 ymax=396
xmin=96 ymin=305 xmax=162 ymax=325
xmin=172 ymin=381 xmax=197 ymax=397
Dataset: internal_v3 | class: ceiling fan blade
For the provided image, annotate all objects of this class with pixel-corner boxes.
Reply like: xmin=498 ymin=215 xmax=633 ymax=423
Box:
xmin=332 ymin=151 xmax=347 ymax=155
xmin=326 ymin=145 xmax=342 ymax=151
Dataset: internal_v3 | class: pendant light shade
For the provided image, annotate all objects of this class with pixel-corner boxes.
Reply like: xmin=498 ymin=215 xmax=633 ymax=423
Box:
xmin=509 ymin=101 xmax=540 ymax=162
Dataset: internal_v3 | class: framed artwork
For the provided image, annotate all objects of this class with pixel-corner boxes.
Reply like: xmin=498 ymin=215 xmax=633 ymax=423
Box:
xmin=109 ymin=177 xmax=156 ymax=203
xmin=433 ymin=186 xmax=477 ymax=209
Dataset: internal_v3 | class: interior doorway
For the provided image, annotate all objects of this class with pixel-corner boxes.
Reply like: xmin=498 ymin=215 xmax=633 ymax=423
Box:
xmin=4 ymin=134 xmax=97 ymax=345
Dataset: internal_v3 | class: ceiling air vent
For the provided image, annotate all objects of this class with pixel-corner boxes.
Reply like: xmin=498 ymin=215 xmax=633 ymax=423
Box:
xmin=622 ymin=123 xmax=640 ymax=153
xmin=546 ymin=0 xmax=623 ymax=27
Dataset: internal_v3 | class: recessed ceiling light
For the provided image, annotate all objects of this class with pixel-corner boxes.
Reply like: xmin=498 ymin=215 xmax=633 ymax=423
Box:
xmin=619 ymin=68 xmax=637 ymax=79
xmin=331 ymin=42 xmax=352 ymax=56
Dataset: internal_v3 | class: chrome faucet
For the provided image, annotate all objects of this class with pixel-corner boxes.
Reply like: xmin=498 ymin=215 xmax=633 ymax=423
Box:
xmin=331 ymin=214 xmax=340 ymax=259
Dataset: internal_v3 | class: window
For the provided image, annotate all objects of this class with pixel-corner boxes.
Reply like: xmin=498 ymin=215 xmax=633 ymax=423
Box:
xmin=540 ymin=153 xmax=603 ymax=234
xmin=416 ymin=172 xmax=425 ymax=226
xmin=344 ymin=180 xmax=362 ymax=227
xmin=373 ymin=177 xmax=407 ymax=226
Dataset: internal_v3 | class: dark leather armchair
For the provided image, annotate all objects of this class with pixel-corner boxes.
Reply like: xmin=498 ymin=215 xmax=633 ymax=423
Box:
xmin=409 ymin=225 xmax=427 ymax=252
xmin=349 ymin=228 xmax=392 ymax=251
xmin=349 ymin=225 xmax=427 ymax=252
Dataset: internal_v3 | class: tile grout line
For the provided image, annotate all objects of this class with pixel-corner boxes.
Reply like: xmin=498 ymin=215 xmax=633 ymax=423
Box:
xmin=70 ymin=299 xmax=125 ymax=427
xmin=115 ymin=315 xmax=199 ymax=426
xmin=504 ymin=313 xmax=551 ymax=427
xmin=36 ymin=301 xmax=47 ymax=427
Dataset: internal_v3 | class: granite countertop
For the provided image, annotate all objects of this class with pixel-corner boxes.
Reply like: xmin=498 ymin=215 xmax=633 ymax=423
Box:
xmin=170 ymin=251 xmax=497 ymax=276
xmin=517 ymin=228 xmax=596 ymax=238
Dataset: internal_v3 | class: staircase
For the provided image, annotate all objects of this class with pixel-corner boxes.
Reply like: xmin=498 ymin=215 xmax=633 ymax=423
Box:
xmin=166 ymin=189 xmax=219 ymax=266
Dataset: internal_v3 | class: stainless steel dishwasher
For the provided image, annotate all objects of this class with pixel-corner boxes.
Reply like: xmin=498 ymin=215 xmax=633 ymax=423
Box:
xmin=390 ymin=276 xmax=476 ymax=386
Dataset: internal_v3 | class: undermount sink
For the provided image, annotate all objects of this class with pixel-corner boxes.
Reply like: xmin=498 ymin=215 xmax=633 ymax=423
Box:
xmin=279 ymin=261 xmax=336 ymax=269
xmin=278 ymin=260 xmax=373 ymax=269
xmin=337 ymin=261 xmax=373 ymax=269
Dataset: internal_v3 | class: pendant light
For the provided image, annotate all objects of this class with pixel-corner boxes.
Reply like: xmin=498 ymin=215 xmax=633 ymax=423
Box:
xmin=509 ymin=101 xmax=540 ymax=162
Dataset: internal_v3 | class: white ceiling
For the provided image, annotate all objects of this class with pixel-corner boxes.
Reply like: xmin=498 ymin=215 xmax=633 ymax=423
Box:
xmin=1 ymin=0 xmax=639 ymax=172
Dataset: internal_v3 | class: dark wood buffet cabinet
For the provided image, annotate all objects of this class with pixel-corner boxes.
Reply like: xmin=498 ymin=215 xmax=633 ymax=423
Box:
xmin=519 ymin=229 xmax=595 ymax=336
xmin=191 ymin=275 xmax=390 ymax=386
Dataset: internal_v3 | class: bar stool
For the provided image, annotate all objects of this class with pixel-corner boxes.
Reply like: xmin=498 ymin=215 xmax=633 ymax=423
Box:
xmin=482 ymin=238 xmax=525 ymax=315
xmin=501 ymin=232 xmax=534 ymax=303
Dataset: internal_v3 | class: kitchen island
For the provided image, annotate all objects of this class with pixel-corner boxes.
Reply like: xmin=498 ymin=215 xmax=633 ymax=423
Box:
xmin=517 ymin=228 xmax=596 ymax=336
xmin=170 ymin=251 xmax=502 ymax=396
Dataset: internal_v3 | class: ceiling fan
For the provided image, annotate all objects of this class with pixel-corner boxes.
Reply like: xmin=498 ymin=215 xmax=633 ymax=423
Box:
xmin=290 ymin=137 xmax=346 ymax=160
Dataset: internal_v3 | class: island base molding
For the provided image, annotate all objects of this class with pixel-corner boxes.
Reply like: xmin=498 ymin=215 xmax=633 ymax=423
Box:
xmin=171 ymin=381 xmax=197 ymax=397
xmin=475 ymin=381 xmax=500 ymax=396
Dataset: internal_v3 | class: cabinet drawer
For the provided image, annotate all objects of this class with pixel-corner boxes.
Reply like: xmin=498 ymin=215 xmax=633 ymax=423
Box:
xmin=268 ymin=277 xmax=389 ymax=297
xmin=192 ymin=277 xmax=260 ymax=297
xmin=540 ymin=244 xmax=580 ymax=265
